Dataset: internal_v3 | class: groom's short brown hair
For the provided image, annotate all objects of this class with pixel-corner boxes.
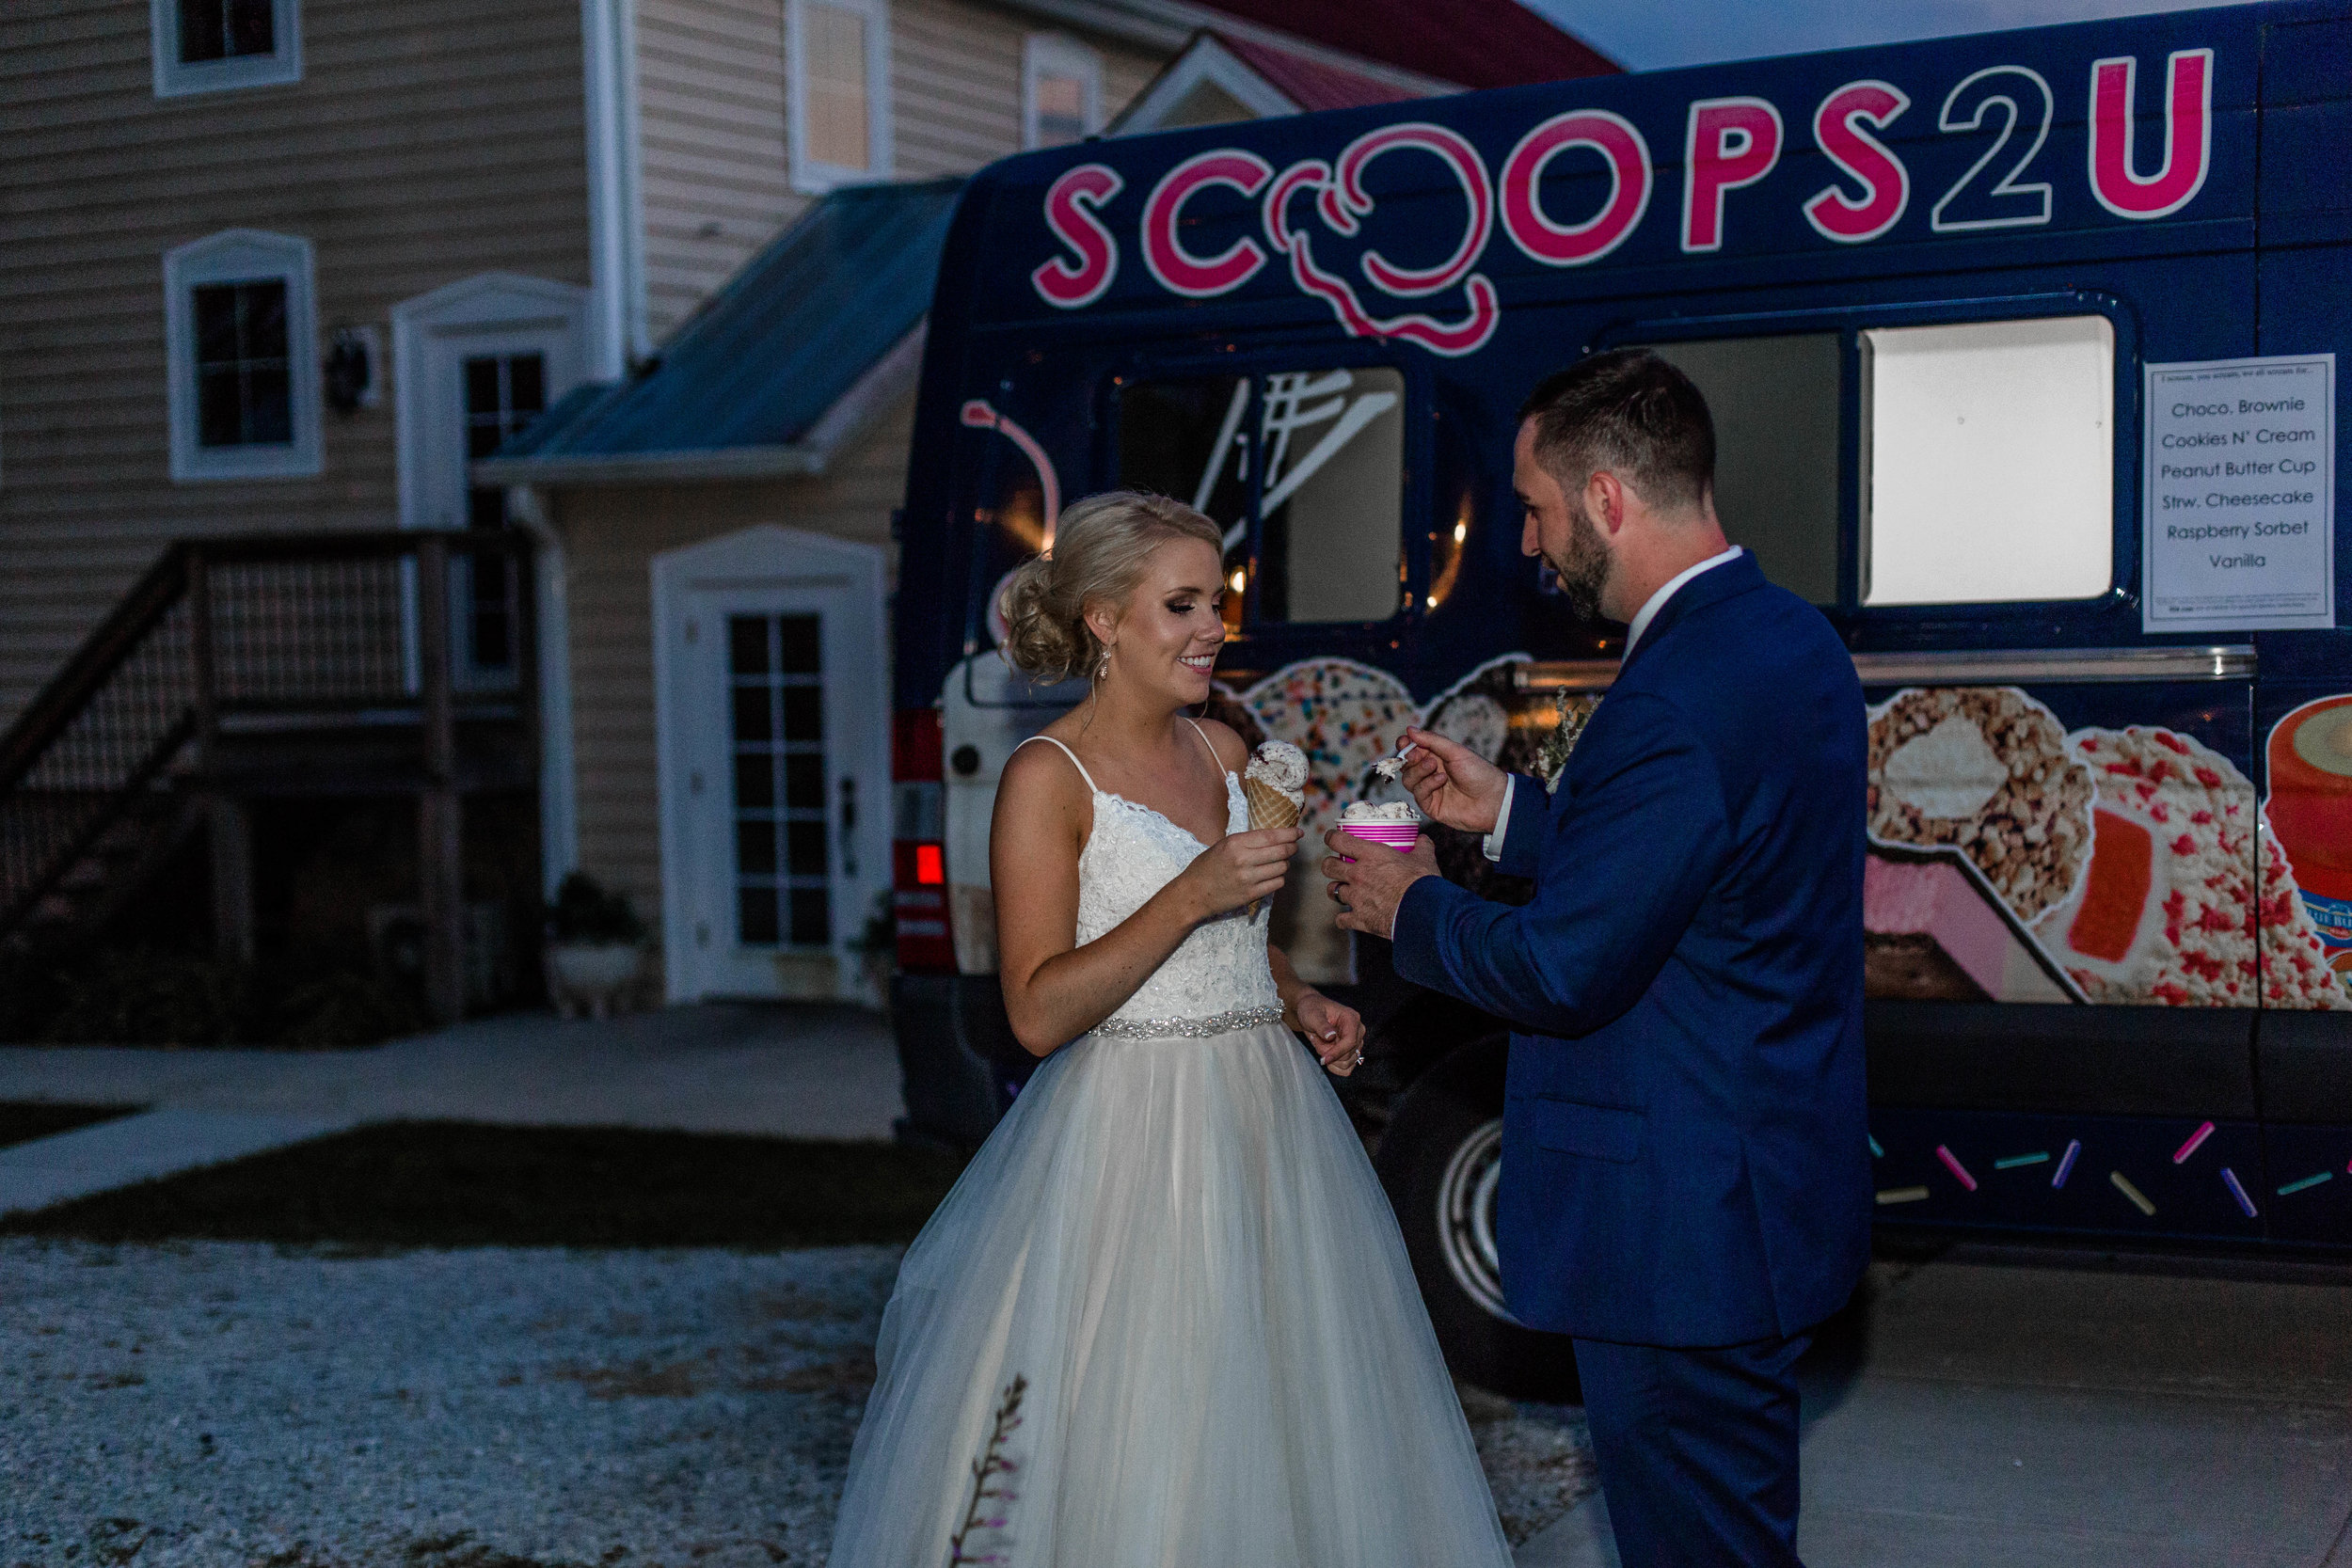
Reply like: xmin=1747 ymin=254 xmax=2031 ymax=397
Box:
xmin=1518 ymin=349 xmax=1716 ymax=516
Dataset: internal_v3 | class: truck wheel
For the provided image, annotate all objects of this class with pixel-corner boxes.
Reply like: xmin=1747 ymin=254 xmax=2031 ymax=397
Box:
xmin=1375 ymin=1034 xmax=1581 ymax=1403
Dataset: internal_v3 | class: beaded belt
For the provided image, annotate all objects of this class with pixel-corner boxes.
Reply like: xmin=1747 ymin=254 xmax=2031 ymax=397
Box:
xmin=1089 ymin=1005 xmax=1284 ymax=1040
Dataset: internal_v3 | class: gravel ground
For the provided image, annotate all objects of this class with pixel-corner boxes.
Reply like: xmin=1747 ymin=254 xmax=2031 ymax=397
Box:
xmin=0 ymin=1240 xmax=1591 ymax=1566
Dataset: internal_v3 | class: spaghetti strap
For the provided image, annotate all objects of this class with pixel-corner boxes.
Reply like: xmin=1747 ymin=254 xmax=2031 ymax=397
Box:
xmin=1182 ymin=717 xmax=1232 ymax=776
xmin=1013 ymin=733 xmax=1100 ymax=794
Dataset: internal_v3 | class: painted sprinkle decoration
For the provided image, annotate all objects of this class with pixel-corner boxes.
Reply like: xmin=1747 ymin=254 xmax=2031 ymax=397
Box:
xmin=947 ymin=1373 xmax=1028 ymax=1567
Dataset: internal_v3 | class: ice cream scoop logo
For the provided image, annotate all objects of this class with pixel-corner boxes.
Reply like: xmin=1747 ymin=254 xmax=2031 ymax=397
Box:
xmin=1264 ymin=123 xmax=1502 ymax=357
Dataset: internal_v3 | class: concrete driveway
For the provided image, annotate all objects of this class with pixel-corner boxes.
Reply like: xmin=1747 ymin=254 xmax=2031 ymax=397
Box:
xmin=0 ymin=1003 xmax=905 ymax=1214
xmin=1518 ymin=1245 xmax=2352 ymax=1568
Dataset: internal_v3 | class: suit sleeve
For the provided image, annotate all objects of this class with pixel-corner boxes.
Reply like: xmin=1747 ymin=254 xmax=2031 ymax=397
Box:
xmin=1489 ymin=773 xmax=1549 ymax=878
xmin=1391 ymin=693 xmax=1729 ymax=1039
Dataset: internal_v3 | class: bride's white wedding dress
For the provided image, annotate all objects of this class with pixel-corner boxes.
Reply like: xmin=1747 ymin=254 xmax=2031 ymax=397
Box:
xmin=826 ymin=729 xmax=1514 ymax=1568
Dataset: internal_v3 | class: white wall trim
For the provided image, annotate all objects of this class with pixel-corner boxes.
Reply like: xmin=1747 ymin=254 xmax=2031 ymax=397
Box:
xmin=581 ymin=0 xmax=648 ymax=373
xmin=163 ymin=228 xmax=323 ymax=483
xmin=787 ymin=0 xmax=895 ymax=194
xmin=477 ymin=444 xmax=824 ymax=486
xmin=1023 ymin=30 xmax=1104 ymax=148
xmin=389 ymin=271 xmax=592 ymax=530
xmin=151 ymin=0 xmax=303 ymax=98
xmin=1112 ymin=33 xmax=1300 ymax=132
xmin=503 ymin=486 xmax=580 ymax=897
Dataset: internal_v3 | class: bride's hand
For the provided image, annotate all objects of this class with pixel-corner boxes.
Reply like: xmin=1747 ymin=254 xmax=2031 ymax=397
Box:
xmin=1173 ymin=826 xmax=1301 ymax=922
xmin=1293 ymin=991 xmax=1365 ymax=1075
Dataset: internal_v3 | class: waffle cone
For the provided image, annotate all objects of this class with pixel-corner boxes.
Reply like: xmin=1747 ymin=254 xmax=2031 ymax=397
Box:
xmin=1241 ymin=777 xmax=1303 ymax=832
xmin=1240 ymin=778 xmax=1302 ymax=918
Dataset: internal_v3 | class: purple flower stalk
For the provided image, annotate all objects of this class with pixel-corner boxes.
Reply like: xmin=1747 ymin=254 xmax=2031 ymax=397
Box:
xmin=947 ymin=1374 xmax=1028 ymax=1567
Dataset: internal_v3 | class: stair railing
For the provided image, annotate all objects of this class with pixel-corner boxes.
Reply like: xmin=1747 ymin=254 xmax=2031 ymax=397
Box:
xmin=0 ymin=531 xmax=535 ymax=955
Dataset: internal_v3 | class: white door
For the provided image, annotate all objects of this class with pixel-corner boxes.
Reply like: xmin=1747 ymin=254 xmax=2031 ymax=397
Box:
xmin=653 ymin=528 xmax=889 ymax=1002
xmin=391 ymin=274 xmax=589 ymax=685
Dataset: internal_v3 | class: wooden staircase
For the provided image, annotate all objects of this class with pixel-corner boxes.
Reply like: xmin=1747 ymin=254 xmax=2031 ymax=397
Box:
xmin=0 ymin=530 xmax=537 ymax=1023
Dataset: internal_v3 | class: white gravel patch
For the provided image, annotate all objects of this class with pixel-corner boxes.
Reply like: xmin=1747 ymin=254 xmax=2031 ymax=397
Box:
xmin=0 ymin=1240 xmax=898 ymax=1567
xmin=0 ymin=1240 xmax=1592 ymax=1566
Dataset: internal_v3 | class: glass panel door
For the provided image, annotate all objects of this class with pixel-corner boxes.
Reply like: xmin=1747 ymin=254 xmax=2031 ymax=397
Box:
xmin=729 ymin=612 xmax=833 ymax=949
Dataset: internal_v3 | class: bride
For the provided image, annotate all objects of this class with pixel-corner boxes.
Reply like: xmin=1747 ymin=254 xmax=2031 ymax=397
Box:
xmin=826 ymin=492 xmax=1513 ymax=1568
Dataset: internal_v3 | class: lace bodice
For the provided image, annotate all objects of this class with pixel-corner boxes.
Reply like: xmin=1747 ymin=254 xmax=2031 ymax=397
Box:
xmin=1020 ymin=734 xmax=1282 ymax=1032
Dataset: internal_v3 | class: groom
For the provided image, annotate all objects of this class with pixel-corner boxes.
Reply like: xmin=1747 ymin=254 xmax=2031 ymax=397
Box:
xmin=1326 ymin=349 xmax=1869 ymax=1567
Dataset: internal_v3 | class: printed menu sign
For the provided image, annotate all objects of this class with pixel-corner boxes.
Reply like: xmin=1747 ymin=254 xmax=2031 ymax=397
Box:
xmin=2144 ymin=354 xmax=2335 ymax=632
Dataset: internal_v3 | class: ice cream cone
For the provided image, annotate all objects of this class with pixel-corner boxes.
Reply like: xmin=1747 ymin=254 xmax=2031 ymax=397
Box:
xmin=1241 ymin=777 xmax=1303 ymax=918
xmin=1241 ymin=776 xmax=1303 ymax=833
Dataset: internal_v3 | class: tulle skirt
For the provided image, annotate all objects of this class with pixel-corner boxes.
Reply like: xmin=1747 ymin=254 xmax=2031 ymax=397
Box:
xmin=826 ymin=1023 xmax=1514 ymax=1568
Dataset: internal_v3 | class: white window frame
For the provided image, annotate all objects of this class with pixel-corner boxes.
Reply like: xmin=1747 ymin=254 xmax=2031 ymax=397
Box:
xmin=787 ymin=0 xmax=893 ymax=194
xmin=151 ymin=0 xmax=303 ymax=98
xmin=1023 ymin=32 xmax=1103 ymax=150
xmin=163 ymin=229 xmax=322 ymax=483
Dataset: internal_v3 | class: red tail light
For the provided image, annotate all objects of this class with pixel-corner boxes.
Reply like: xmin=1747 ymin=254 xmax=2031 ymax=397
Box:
xmin=893 ymin=707 xmax=955 ymax=972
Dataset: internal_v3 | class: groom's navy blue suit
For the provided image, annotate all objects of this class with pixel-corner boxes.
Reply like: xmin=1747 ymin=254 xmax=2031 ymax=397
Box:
xmin=1392 ymin=550 xmax=1869 ymax=1565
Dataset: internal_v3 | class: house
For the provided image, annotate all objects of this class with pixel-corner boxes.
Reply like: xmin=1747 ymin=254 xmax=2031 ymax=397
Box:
xmin=0 ymin=0 xmax=1613 ymax=1021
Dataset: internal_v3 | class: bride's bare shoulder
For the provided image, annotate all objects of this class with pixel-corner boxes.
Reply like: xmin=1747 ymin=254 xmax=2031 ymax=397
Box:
xmin=1189 ymin=716 xmax=1251 ymax=772
xmin=996 ymin=736 xmax=1090 ymax=817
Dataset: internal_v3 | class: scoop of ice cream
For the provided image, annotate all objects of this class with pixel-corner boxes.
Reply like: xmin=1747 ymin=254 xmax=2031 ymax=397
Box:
xmin=1372 ymin=752 xmax=1406 ymax=782
xmin=1244 ymin=739 xmax=1308 ymax=800
xmin=1340 ymin=800 xmax=1422 ymax=824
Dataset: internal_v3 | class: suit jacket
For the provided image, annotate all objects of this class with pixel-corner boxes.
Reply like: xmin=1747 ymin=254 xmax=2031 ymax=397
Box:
xmin=1392 ymin=551 xmax=1870 ymax=1346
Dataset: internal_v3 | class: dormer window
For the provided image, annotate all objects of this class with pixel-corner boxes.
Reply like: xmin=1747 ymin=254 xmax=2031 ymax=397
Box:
xmin=789 ymin=0 xmax=893 ymax=192
xmin=151 ymin=0 xmax=302 ymax=97
xmin=1025 ymin=34 xmax=1102 ymax=149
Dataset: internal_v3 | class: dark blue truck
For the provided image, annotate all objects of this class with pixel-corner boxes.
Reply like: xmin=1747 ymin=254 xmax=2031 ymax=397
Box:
xmin=885 ymin=2 xmax=2352 ymax=1395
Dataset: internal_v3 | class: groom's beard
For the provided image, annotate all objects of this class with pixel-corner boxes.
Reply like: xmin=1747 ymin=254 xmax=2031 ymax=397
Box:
xmin=1544 ymin=497 xmax=1613 ymax=625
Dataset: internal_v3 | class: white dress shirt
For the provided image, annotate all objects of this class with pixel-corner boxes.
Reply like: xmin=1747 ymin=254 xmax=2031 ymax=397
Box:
xmin=1481 ymin=546 xmax=1745 ymax=862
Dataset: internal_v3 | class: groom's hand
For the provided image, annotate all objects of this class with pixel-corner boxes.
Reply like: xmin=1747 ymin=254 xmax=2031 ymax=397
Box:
xmin=1397 ymin=726 xmax=1507 ymax=834
xmin=1322 ymin=829 xmax=1438 ymax=942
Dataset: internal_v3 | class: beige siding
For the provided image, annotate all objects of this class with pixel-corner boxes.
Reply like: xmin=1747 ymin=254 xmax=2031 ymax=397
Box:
xmin=635 ymin=0 xmax=806 ymax=343
xmin=634 ymin=0 xmax=1165 ymax=340
xmin=0 ymin=0 xmax=592 ymax=731
xmin=555 ymin=395 xmax=913 ymax=935
xmin=891 ymin=0 xmax=1162 ymax=179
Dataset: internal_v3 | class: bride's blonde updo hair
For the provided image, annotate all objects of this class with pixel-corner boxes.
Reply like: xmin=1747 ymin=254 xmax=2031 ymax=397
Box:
xmin=998 ymin=491 xmax=1223 ymax=684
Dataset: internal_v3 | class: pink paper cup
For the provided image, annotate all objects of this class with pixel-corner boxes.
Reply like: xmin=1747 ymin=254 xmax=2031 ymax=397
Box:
xmin=1339 ymin=821 xmax=1422 ymax=857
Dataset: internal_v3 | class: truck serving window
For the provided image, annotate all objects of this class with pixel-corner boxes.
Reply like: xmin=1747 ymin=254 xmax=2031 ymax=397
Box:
xmin=1118 ymin=367 xmax=1406 ymax=626
xmin=1862 ymin=316 xmax=2114 ymax=606
xmin=1643 ymin=335 xmax=1842 ymax=607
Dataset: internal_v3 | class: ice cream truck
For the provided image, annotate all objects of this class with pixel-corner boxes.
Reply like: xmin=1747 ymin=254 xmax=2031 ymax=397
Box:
xmin=883 ymin=2 xmax=2352 ymax=1395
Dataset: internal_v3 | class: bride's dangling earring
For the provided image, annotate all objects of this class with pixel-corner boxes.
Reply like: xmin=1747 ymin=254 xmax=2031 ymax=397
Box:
xmin=1096 ymin=645 xmax=1112 ymax=682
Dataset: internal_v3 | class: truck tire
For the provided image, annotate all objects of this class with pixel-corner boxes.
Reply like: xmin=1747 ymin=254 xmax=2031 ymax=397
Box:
xmin=1375 ymin=1033 xmax=1581 ymax=1403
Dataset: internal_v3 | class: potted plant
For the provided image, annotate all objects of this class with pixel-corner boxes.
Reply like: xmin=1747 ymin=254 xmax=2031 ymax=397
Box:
xmin=843 ymin=888 xmax=897 ymax=1010
xmin=543 ymin=872 xmax=646 ymax=1020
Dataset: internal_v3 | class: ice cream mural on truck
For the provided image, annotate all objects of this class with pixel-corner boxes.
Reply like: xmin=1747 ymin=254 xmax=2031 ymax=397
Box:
xmin=884 ymin=4 xmax=2352 ymax=1395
